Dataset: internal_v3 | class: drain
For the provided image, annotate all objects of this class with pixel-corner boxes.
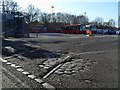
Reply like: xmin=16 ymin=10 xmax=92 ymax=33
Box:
xmin=42 ymin=55 xmax=73 ymax=79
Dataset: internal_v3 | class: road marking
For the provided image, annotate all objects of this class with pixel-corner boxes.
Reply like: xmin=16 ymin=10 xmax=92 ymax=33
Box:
xmin=78 ymin=51 xmax=106 ymax=55
xmin=42 ymin=83 xmax=55 ymax=90
xmin=44 ymin=66 xmax=50 ymax=69
xmin=11 ymin=64 xmax=16 ymax=67
xmin=35 ymin=78 xmax=44 ymax=84
xmin=0 ymin=57 xmax=7 ymax=63
xmin=1 ymin=66 xmax=30 ymax=88
xmin=1 ymin=60 xmax=7 ymax=63
xmin=6 ymin=62 xmax=12 ymax=65
xmin=17 ymin=68 xmax=24 ymax=72
xmin=78 ymin=50 xmax=117 ymax=55
xmin=22 ymin=71 xmax=30 ymax=75
xmin=0 ymin=57 xmax=56 ymax=89
xmin=4 ymin=55 xmax=16 ymax=60
xmin=15 ymin=66 xmax=22 ymax=68
xmin=28 ymin=75 xmax=36 ymax=79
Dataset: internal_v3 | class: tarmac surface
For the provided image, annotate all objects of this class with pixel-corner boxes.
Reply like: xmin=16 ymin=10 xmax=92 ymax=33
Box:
xmin=1 ymin=33 xmax=119 ymax=89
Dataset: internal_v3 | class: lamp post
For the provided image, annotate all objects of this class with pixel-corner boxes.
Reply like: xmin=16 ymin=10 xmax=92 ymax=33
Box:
xmin=51 ymin=6 xmax=54 ymax=23
xmin=84 ymin=12 xmax=86 ymax=25
xmin=51 ymin=6 xmax=54 ymax=14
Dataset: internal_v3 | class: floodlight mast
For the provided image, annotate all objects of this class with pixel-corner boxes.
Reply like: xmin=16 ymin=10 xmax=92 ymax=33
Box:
xmin=51 ymin=6 xmax=54 ymax=14
xmin=51 ymin=6 xmax=54 ymax=23
xmin=84 ymin=12 xmax=86 ymax=25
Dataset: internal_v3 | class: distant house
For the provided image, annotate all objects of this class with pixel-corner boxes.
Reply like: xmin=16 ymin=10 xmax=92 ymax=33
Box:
xmin=1 ymin=12 xmax=29 ymax=38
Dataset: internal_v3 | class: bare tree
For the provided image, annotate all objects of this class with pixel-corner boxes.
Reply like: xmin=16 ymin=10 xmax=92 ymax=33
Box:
xmin=94 ymin=17 xmax=104 ymax=25
xmin=77 ymin=15 xmax=89 ymax=24
xmin=26 ymin=4 xmax=41 ymax=23
xmin=56 ymin=13 xmax=62 ymax=23
xmin=41 ymin=13 xmax=49 ymax=25
xmin=108 ymin=18 xmax=115 ymax=27
xmin=4 ymin=0 xmax=20 ymax=13
xmin=103 ymin=22 xmax=109 ymax=26
xmin=52 ymin=13 xmax=89 ymax=25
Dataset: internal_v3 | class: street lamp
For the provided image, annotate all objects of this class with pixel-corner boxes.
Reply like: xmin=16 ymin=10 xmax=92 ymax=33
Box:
xmin=51 ymin=6 xmax=54 ymax=14
xmin=84 ymin=12 xmax=86 ymax=25
xmin=51 ymin=6 xmax=54 ymax=23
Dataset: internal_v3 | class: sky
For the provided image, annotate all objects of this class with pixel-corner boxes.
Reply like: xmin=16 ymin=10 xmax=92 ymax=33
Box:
xmin=15 ymin=0 xmax=119 ymax=26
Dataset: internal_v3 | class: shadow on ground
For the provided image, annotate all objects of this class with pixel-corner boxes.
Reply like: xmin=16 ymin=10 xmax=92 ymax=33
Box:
xmin=27 ymin=40 xmax=66 ymax=44
xmin=2 ymin=39 xmax=61 ymax=59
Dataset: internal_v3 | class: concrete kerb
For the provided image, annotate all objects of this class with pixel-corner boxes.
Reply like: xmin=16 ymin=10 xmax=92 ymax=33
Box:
xmin=0 ymin=57 xmax=56 ymax=90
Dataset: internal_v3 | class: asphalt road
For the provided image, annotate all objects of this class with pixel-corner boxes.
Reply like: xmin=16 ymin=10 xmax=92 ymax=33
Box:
xmin=1 ymin=33 xmax=119 ymax=89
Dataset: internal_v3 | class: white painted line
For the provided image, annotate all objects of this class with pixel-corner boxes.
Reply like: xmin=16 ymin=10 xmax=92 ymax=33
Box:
xmin=1 ymin=60 xmax=7 ymax=63
xmin=0 ymin=57 xmax=7 ymax=62
xmin=66 ymin=55 xmax=70 ymax=59
xmin=78 ymin=51 xmax=106 ymax=55
xmin=6 ymin=62 xmax=12 ymax=65
xmin=22 ymin=71 xmax=30 ymax=75
xmin=44 ymin=66 xmax=50 ymax=69
xmin=46 ymin=65 xmax=52 ymax=67
xmin=28 ymin=75 xmax=36 ymax=79
xmin=15 ymin=66 xmax=21 ymax=68
xmin=4 ymin=56 xmax=15 ymax=60
xmin=11 ymin=64 xmax=16 ymax=67
xmin=1 ymin=57 xmax=56 ymax=89
xmin=42 ymin=83 xmax=55 ymax=90
xmin=86 ymin=35 xmax=90 ymax=36
xmin=85 ymin=80 xmax=91 ymax=83
xmin=39 ymin=64 xmax=45 ymax=68
xmin=1 ymin=66 xmax=30 ymax=88
xmin=34 ymin=78 xmax=44 ymax=84
xmin=17 ymin=68 xmax=24 ymax=72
